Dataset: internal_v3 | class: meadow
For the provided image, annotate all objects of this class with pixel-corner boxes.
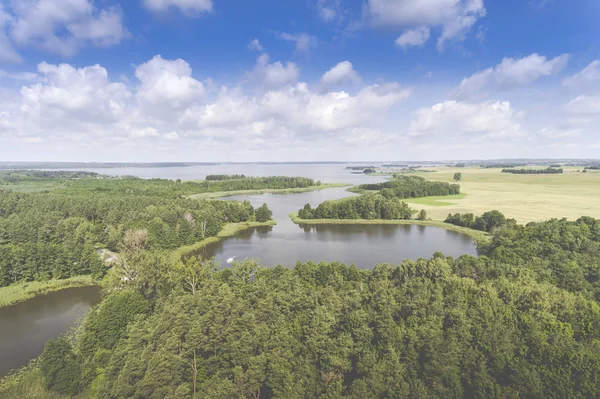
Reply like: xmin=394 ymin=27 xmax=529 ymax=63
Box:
xmin=403 ymin=167 xmax=600 ymax=222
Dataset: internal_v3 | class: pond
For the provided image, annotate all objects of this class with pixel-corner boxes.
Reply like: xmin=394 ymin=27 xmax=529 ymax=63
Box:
xmin=0 ymin=286 xmax=102 ymax=378
xmin=195 ymin=188 xmax=477 ymax=268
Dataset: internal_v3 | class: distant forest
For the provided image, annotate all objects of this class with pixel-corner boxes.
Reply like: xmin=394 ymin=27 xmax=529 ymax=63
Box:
xmin=502 ymin=167 xmax=563 ymax=174
xmin=359 ymin=175 xmax=460 ymax=199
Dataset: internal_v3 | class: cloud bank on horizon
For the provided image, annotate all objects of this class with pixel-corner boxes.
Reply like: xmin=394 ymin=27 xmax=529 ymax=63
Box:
xmin=0 ymin=0 xmax=598 ymax=162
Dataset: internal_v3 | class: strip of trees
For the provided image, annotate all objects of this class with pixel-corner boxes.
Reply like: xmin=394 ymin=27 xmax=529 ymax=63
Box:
xmin=359 ymin=175 xmax=460 ymax=199
xmin=204 ymin=174 xmax=246 ymax=180
xmin=501 ymin=167 xmax=563 ymax=174
xmin=298 ymin=194 xmax=414 ymax=220
xmin=445 ymin=210 xmax=515 ymax=232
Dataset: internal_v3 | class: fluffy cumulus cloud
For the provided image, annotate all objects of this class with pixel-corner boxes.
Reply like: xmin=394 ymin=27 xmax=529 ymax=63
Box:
xmin=4 ymin=0 xmax=128 ymax=56
xmin=247 ymin=54 xmax=299 ymax=89
xmin=0 ymin=55 xmax=414 ymax=160
xmin=143 ymin=0 xmax=213 ymax=14
xmin=248 ymin=39 xmax=263 ymax=52
xmin=321 ymin=61 xmax=361 ymax=86
xmin=562 ymin=61 xmax=600 ymax=89
xmin=395 ymin=27 xmax=430 ymax=49
xmin=410 ymin=100 xmax=526 ymax=139
xmin=456 ymin=53 xmax=569 ymax=98
xmin=274 ymin=32 xmax=316 ymax=53
xmin=0 ymin=5 xmax=20 ymax=62
xmin=316 ymin=0 xmax=342 ymax=22
xmin=368 ymin=0 xmax=486 ymax=49
xmin=135 ymin=55 xmax=205 ymax=118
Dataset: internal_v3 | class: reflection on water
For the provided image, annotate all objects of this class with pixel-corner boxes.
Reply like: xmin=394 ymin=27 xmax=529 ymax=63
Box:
xmin=199 ymin=223 xmax=477 ymax=269
xmin=0 ymin=286 xmax=101 ymax=378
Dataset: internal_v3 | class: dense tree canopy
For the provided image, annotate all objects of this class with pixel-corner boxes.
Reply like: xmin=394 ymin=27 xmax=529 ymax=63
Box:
xmin=298 ymin=194 xmax=414 ymax=220
xmin=359 ymin=176 xmax=460 ymax=199
xmin=0 ymin=173 xmax=279 ymax=286
xmin=445 ymin=210 xmax=516 ymax=233
xmin=501 ymin=168 xmax=563 ymax=174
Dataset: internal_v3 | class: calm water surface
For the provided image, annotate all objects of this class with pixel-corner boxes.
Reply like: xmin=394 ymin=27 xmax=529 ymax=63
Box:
xmin=0 ymin=286 xmax=101 ymax=378
xmin=196 ymin=188 xmax=477 ymax=268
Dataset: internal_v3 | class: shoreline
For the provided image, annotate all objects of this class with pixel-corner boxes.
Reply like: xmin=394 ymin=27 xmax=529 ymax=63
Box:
xmin=0 ymin=275 xmax=97 ymax=310
xmin=288 ymin=212 xmax=490 ymax=245
xmin=187 ymin=183 xmax=350 ymax=199
xmin=171 ymin=220 xmax=277 ymax=261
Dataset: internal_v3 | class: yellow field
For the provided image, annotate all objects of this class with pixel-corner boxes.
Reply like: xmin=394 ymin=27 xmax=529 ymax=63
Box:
xmin=404 ymin=167 xmax=600 ymax=223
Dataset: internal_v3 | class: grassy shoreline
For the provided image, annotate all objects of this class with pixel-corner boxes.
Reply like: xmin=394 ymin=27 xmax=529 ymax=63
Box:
xmin=188 ymin=183 xmax=350 ymax=199
xmin=171 ymin=220 xmax=277 ymax=261
xmin=0 ymin=275 xmax=97 ymax=309
xmin=289 ymin=212 xmax=490 ymax=245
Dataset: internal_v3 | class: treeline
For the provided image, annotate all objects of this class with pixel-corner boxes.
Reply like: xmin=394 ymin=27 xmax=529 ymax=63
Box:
xmin=298 ymin=194 xmax=413 ymax=220
xmin=0 ymin=174 xmax=284 ymax=286
xmin=502 ymin=167 xmax=563 ymax=174
xmin=585 ymin=166 xmax=600 ymax=170
xmin=205 ymin=174 xmax=246 ymax=180
xmin=38 ymin=219 xmax=600 ymax=398
xmin=359 ymin=175 xmax=460 ymax=199
xmin=445 ymin=210 xmax=516 ymax=232
xmin=481 ymin=163 xmax=526 ymax=168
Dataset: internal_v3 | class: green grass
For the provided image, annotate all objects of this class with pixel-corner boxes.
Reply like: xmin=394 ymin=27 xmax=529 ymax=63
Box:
xmin=404 ymin=193 xmax=467 ymax=206
xmin=405 ymin=166 xmax=600 ymax=223
xmin=289 ymin=212 xmax=490 ymax=244
xmin=171 ymin=220 xmax=277 ymax=261
xmin=188 ymin=183 xmax=350 ymax=199
xmin=0 ymin=275 xmax=96 ymax=309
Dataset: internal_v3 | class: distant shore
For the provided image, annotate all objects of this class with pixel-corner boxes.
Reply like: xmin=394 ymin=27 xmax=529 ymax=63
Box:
xmin=188 ymin=183 xmax=350 ymax=199
xmin=289 ymin=212 xmax=490 ymax=245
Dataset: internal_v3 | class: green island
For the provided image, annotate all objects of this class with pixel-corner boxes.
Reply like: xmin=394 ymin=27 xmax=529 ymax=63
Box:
xmin=3 ymin=167 xmax=600 ymax=398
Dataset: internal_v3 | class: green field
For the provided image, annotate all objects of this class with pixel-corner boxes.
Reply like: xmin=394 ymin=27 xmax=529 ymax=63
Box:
xmin=409 ymin=167 xmax=600 ymax=223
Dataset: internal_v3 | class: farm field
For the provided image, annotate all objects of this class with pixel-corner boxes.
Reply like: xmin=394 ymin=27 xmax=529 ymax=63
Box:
xmin=404 ymin=167 xmax=600 ymax=223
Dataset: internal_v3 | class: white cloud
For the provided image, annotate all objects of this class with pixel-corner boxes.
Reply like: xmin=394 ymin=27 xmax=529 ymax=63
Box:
xmin=247 ymin=54 xmax=299 ymax=89
xmin=410 ymin=100 xmax=526 ymax=138
xmin=395 ymin=27 xmax=430 ymax=49
xmin=164 ymin=131 xmax=180 ymax=140
xmin=456 ymin=53 xmax=569 ymax=97
xmin=317 ymin=0 xmax=341 ymax=22
xmin=20 ymin=61 xmax=131 ymax=124
xmin=248 ymin=39 xmax=263 ymax=52
xmin=0 ymin=70 xmax=37 ymax=81
xmin=143 ymin=0 xmax=213 ymax=14
xmin=25 ymin=136 xmax=44 ymax=143
xmin=321 ymin=61 xmax=361 ymax=86
xmin=538 ymin=126 xmax=582 ymax=139
xmin=562 ymin=61 xmax=600 ymax=88
xmin=0 ymin=5 xmax=20 ymax=63
xmin=368 ymin=0 xmax=486 ymax=49
xmin=7 ymin=0 xmax=128 ymax=56
xmin=565 ymin=95 xmax=600 ymax=115
xmin=135 ymin=55 xmax=205 ymax=118
xmin=275 ymin=32 xmax=316 ymax=53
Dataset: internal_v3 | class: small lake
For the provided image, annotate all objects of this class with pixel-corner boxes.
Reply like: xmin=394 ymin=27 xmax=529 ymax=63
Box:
xmin=195 ymin=188 xmax=477 ymax=268
xmin=0 ymin=286 xmax=101 ymax=378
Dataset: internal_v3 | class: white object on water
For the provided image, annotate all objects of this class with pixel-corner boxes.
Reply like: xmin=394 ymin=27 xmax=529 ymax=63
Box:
xmin=226 ymin=256 xmax=236 ymax=264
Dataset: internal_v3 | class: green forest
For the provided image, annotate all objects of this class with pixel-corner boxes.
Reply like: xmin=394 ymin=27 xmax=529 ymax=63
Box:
xmin=0 ymin=172 xmax=281 ymax=286
xmin=358 ymin=175 xmax=460 ymax=199
xmin=501 ymin=167 xmax=563 ymax=174
xmin=29 ymin=216 xmax=600 ymax=398
xmin=445 ymin=211 xmax=516 ymax=232
xmin=298 ymin=194 xmax=414 ymax=220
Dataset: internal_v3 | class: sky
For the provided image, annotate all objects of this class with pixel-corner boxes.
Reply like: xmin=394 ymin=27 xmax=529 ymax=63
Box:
xmin=0 ymin=0 xmax=599 ymax=162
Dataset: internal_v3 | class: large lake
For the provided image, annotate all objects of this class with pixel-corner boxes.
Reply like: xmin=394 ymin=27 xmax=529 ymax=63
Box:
xmin=0 ymin=164 xmax=476 ymax=377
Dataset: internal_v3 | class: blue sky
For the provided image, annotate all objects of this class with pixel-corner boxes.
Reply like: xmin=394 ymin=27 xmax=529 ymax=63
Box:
xmin=0 ymin=0 xmax=599 ymax=162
